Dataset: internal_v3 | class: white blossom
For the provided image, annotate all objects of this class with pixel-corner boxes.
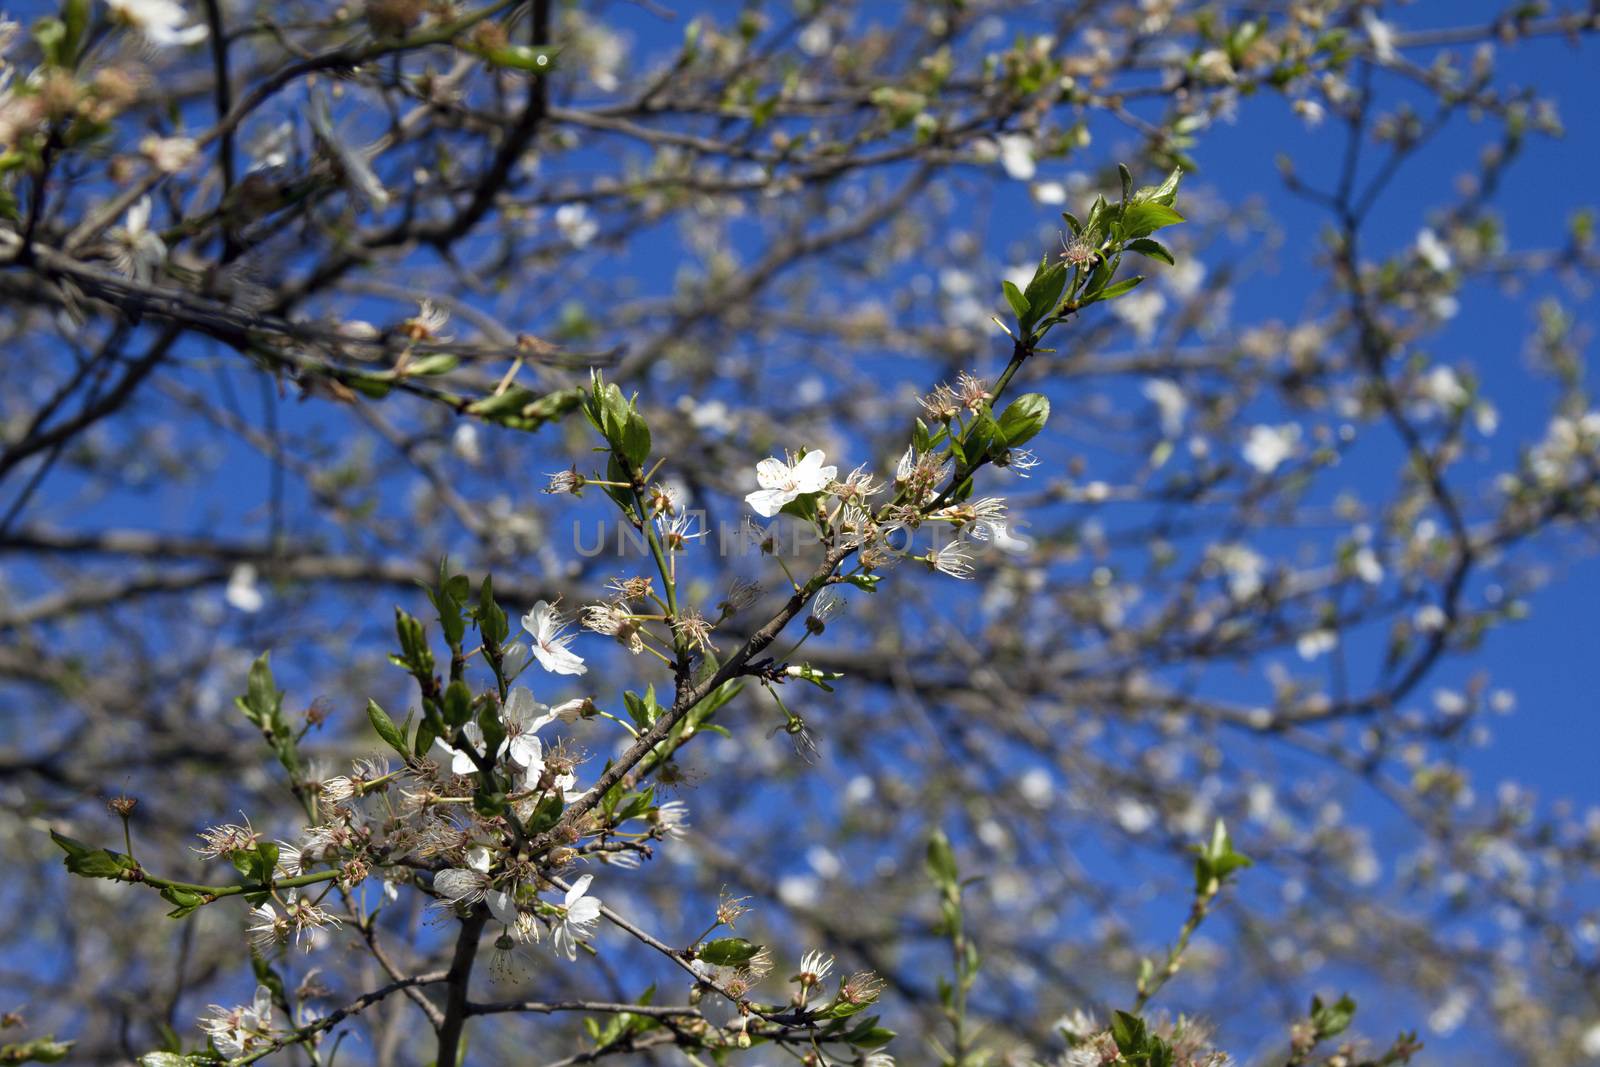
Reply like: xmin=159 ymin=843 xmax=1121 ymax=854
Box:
xmin=551 ymin=875 xmax=602 ymax=960
xmin=1110 ymin=288 xmax=1166 ymax=342
xmin=522 ymin=601 xmax=587 ymax=676
xmin=1213 ymin=543 xmax=1266 ymax=601
xmin=139 ymin=134 xmax=198 ymax=173
xmin=199 ymin=985 xmax=272 ymax=1058
xmin=501 ymin=686 xmax=555 ymax=767
xmin=798 ymin=20 xmax=832 ymax=56
xmin=1031 ymin=181 xmax=1067 ymax=204
xmin=1419 ymin=366 xmax=1468 ymax=410
xmin=1194 ymin=49 xmax=1237 ymax=84
xmin=1142 ymin=379 xmax=1188 ymax=437
xmin=745 ymin=450 xmax=836 ymax=518
xmin=1293 ymin=99 xmax=1326 ymax=127
xmin=928 ymin=540 xmax=975 ymax=579
xmin=1362 ymin=10 xmax=1397 ymax=63
xmin=1579 ymin=1021 xmax=1600 ymax=1057
xmin=555 ymin=203 xmax=598 ymax=248
xmin=432 ymin=722 xmax=505 ymax=776
xmin=108 ymin=0 xmax=208 ymax=47
xmin=1242 ymin=424 xmax=1300 ymax=474
xmin=111 ymin=196 xmax=167 ymax=281
xmin=225 ymin=564 xmax=264 ymax=613
xmin=1352 ymin=546 xmax=1384 ymax=585
xmin=500 ymin=642 xmax=531 ymax=680
xmin=996 ymin=134 xmax=1036 ymax=181
xmin=1414 ymin=604 xmax=1447 ymax=633
xmin=1296 ymin=628 xmax=1338 ymax=660
xmin=452 ymin=423 xmax=482 ymax=465
xmin=1415 ymin=228 xmax=1453 ymax=272
xmin=247 ymin=902 xmax=284 ymax=951
xmin=435 ymin=846 xmax=492 ymax=906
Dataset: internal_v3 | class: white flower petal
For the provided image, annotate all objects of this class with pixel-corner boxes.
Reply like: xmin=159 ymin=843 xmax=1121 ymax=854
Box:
xmin=745 ymin=487 xmax=793 ymax=517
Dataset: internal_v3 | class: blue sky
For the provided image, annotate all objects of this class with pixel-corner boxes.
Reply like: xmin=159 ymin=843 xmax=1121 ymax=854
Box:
xmin=8 ymin=2 xmax=1600 ymax=1059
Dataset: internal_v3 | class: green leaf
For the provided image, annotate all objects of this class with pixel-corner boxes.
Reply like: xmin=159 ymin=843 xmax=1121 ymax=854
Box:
xmin=1111 ymin=1011 xmax=1146 ymax=1054
xmin=50 ymin=830 xmax=134 ymax=880
xmin=234 ymin=652 xmax=282 ymax=729
xmin=623 ymin=690 xmax=657 ymax=731
xmin=401 ymin=354 xmax=459 ymax=377
xmin=698 ymin=937 xmax=763 ymax=967
xmin=414 ymin=716 xmax=439 ymax=759
xmin=471 ymin=43 xmax=558 ymax=72
xmin=442 ymin=680 xmax=473 ymax=728
xmin=1091 ymin=275 xmax=1146 ymax=304
xmin=466 ymin=385 xmax=585 ymax=431
xmin=1001 ymin=280 xmax=1030 ymax=322
xmin=1193 ymin=818 xmax=1253 ymax=892
xmin=1 ymin=1037 xmax=74 ymax=1063
xmin=1121 ymin=202 xmax=1185 ymax=239
xmin=393 ymin=608 xmax=434 ymax=676
xmin=960 ymin=407 xmax=1003 ymax=462
xmin=620 ymin=408 xmax=651 ymax=468
xmin=846 ymin=1025 xmax=896 ymax=1049
xmin=1142 ymin=165 xmax=1184 ymax=206
xmin=1126 ymin=238 xmax=1175 ymax=266
xmin=526 ymin=793 xmax=564 ymax=834
xmin=477 ymin=698 xmax=507 ymax=762
xmin=466 ymin=386 xmax=539 ymax=418
xmin=60 ymin=0 xmax=89 ymax=64
xmin=925 ymin=829 xmax=959 ymax=890
xmin=427 ymin=559 xmax=468 ymax=648
xmin=1311 ymin=993 xmax=1358 ymax=1039
xmin=997 ymin=393 xmax=1050 ymax=447
xmin=160 ymin=886 xmax=204 ymax=919
xmin=1022 ymin=258 xmax=1069 ymax=329
xmin=476 ymin=575 xmax=509 ymax=648
xmin=367 ymin=699 xmax=409 ymax=758
xmin=32 ymin=18 xmax=66 ymax=67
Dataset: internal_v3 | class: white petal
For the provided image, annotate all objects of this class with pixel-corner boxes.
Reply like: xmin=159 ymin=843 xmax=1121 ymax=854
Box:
xmin=532 ymin=643 xmax=587 ymax=676
xmin=549 ymin=698 xmax=587 ymax=721
xmin=127 ymin=196 xmax=152 ymax=234
xmin=745 ymin=487 xmax=793 ymax=517
xmin=503 ymin=687 xmax=540 ymax=725
xmin=796 ymin=464 xmax=837 ymax=493
xmin=251 ymin=985 xmax=272 ymax=1024
xmin=434 ymin=869 xmax=483 ymax=903
xmin=509 ymin=734 xmax=543 ymax=769
xmin=755 ymin=457 xmax=791 ymax=490
xmin=792 ymin=450 xmax=827 ymax=476
xmin=565 ymin=874 xmax=593 ymax=908
xmin=487 ymin=889 xmax=519 ymax=927
xmin=522 ymin=601 xmax=555 ymax=641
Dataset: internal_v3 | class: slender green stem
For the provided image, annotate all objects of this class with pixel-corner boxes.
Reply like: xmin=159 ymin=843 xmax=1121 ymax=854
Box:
xmin=1131 ymin=885 xmax=1216 ymax=1013
xmin=124 ymin=867 xmax=340 ymax=900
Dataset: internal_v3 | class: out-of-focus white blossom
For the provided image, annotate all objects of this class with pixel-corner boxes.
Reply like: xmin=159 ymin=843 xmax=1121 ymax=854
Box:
xmin=108 ymin=0 xmax=208 ymax=47
xmin=555 ymin=203 xmax=599 ymax=248
xmin=1242 ymin=424 xmax=1300 ymax=474
xmin=225 ymin=564 xmax=264 ymax=613
xmin=996 ymin=134 xmax=1036 ymax=181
